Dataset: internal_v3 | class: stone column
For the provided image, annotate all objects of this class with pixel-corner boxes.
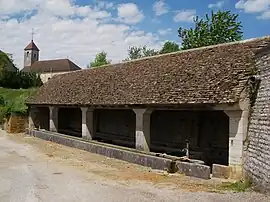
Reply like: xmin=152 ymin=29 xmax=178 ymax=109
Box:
xmin=224 ymin=110 xmax=249 ymax=166
xmin=49 ymin=106 xmax=58 ymax=132
xmin=81 ymin=107 xmax=94 ymax=140
xmin=133 ymin=109 xmax=152 ymax=152
xmin=29 ymin=106 xmax=39 ymax=129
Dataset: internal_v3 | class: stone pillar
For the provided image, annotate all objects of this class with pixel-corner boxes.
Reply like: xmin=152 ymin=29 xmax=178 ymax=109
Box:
xmin=29 ymin=106 xmax=39 ymax=129
xmin=133 ymin=109 xmax=152 ymax=152
xmin=224 ymin=110 xmax=249 ymax=166
xmin=81 ymin=107 xmax=94 ymax=140
xmin=49 ymin=106 xmax=58 ymax=132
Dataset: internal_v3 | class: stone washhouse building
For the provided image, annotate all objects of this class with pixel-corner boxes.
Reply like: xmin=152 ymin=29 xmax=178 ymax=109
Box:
xmin=27 ymin=36 xmax=270 ymax=185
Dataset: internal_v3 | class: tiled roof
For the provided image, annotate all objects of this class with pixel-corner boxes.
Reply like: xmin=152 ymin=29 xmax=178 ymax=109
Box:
xmin=27 ymin=36 xmax=270 ymax=106
xmin=24 ymin=40 xmax=39 ymax=51
xmin=21 ymin=59 xmax=81 ymax=73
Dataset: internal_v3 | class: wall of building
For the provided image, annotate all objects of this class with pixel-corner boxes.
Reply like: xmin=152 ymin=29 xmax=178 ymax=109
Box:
xmin=40 ymin=71 xmax=70 ymax=83
xmin=151 ymin=110 xmax=229 ymax=166
xmin=245 ymin=51 xmax=270 ymax=192
xmin=95 ymin=109 xmax=136 ymax=148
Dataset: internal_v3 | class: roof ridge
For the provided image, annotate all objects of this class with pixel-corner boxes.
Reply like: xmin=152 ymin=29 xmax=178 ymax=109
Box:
xmin=36 ymin=58 xmax=68 ymax=62
xmin=88 ymin=35 xmax=270 ymax=69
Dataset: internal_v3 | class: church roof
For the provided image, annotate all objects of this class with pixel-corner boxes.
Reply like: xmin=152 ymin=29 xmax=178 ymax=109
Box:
xmin=21 ymin=59 xmax=81 ymax=73
xmin=27 ymin=36 xmax=270 ymax=107
xmin=24 ymin=40 xmax=39 ymax=51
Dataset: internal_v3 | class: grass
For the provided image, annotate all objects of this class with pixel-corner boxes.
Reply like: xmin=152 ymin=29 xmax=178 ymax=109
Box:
xmin=219 ymin=179 xmax=252 ymax=192
xmin=0 ymin=87 xmax=36 ymax=101
xmin=0 ymin=87 xmax=36 ymax=120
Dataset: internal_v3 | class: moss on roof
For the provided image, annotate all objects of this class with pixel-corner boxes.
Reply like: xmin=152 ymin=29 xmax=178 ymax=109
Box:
xmin=27 ymin=36 xmax=270 ymax=106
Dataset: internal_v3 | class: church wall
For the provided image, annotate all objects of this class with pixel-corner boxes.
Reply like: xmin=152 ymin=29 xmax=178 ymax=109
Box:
xmin=40 ymin=71 xmax=71 ymax=83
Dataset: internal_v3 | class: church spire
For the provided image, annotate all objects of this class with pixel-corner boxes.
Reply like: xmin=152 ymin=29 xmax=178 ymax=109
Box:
xmin=24 ymin=31 xmax=40 ymax=68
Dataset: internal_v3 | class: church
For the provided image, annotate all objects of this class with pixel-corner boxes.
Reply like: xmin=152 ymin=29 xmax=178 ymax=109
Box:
xmin=21 ymin=40 xmax=81 ymax=83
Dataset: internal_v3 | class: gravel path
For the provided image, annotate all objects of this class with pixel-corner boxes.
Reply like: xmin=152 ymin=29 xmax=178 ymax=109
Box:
xmin=0 ymin=130 xmax=269 ymax=202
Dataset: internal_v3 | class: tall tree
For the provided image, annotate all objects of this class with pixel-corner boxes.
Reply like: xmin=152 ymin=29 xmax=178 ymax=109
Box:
xmin=125 ymin=46 xmax=159 ymax=61
xmin=0 ymin=51 xmax=10 ymax=70
xmin=160 ymin=41 xmax=180 ymax=54
xmin=178 ymin=10 xmax=243 ymax=50
xmin=89 ymin=51 xmax=110 ymax=68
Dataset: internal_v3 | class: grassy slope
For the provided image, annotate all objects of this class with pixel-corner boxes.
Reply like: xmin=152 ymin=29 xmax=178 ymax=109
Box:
xmin=0 ymin=88 xmax=36 ymax=114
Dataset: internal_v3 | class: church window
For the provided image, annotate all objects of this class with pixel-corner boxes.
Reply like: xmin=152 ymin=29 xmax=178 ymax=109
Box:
xmin=34 ymin=53 xmax=36 ymax=58
xmin=26 ymin=51 xmax=29 ymax=57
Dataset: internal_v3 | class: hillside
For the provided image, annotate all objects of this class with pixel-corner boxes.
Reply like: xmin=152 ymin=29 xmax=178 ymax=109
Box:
xmin=0 ymin=88 xmax=36 ymax=122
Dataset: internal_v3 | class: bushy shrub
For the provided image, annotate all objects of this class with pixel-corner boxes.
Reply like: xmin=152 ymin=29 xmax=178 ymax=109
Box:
xmin=0 ymin=106 xmax=9 ymax=124
xmin=0 ymin=95 xmax=5 ymax=106
xmin=0 ymin=69 xmax=43 ymax=89
xmin=0 ymin=88 xmax=36 ymax=123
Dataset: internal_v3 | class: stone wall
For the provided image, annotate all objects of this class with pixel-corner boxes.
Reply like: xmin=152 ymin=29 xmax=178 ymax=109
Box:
xmin=40 ymin=71 xmax=70 ymax=83
xmin=245 ymin=51 xmax=270 ymax=192
xmin=7 ymin=113 xmax=28 ymax=133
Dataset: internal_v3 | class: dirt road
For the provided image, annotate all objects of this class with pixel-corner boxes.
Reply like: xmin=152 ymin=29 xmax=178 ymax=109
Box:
xmin=0 ymin=130 xmax=269 ymax=202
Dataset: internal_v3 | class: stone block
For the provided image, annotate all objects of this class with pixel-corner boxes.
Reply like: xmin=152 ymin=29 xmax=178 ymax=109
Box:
xmin=229 ymin=165 xmax=243 ymax=180
xmin=8 ymin=114 xmax=28 ymax=133
xmin=212 ymin=164 xmax=231 ymax=179
xmin=176 ymin=161 xmax=210 ymax=179
xmin=26 ymin=129 xmax=173 ymax=172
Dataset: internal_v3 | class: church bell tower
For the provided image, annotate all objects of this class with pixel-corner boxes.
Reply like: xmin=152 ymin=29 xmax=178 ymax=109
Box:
xmin=24 ymin=40 xmax=39 ymax=68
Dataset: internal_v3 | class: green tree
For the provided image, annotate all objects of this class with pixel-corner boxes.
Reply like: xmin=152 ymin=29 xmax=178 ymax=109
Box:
xmin=125 ymin=46 xmax=159 ymax=61
xmin=160 ymin=41 xmax=180 ymax=54
xmin=178 ymin=10 xmax=243 ymax=50
xmin=90 ymin=51 xmax=111 ymax=68
xmin=0 ymin=51 xmax=10 ymax=70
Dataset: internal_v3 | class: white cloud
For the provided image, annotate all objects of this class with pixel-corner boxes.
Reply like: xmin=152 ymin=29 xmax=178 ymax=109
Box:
xmin=95 ymin=0 xmax=114 ymax=9
xmin=258 ymin=9 xmax=270 ymax=19
xmin=158 ymin=28 xmax=172 ymax=36
xmin=208 ymin=1 xmax=225 ymax=9
xmin=117 ymin=3 xmax=144 ymax=24
xmin=235 ymin=0 xmax=270 ymax=19
xmin=153 ymin=0 xmax=169 ymax=16
xmin=0 ymin=0 xmax=41 ymax=15
xmin=173 ymin=9 xmax=196 ymax=22
xmin=0 ymin=0 xmax=160 ymax=68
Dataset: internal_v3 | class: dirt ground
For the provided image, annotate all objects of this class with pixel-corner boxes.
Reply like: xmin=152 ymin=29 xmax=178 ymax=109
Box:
xmin=1 ymin=130 xmax=269 ymax=202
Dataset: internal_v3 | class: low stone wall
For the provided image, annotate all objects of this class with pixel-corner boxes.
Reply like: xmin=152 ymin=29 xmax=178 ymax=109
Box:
xmin=176 ymin=161 xmax=210 ymax=179
xmin=7 ymin=114 xmax=28 ymax=133
xmin=27 ymin=129 xmax=172 ymax=171
xmin=26 ymin=129 xmax=212 ymax=179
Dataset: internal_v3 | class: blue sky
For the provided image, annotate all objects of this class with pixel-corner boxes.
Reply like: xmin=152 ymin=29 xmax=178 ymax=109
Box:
xmin=0 ymin=0 xmax=269 ymax=68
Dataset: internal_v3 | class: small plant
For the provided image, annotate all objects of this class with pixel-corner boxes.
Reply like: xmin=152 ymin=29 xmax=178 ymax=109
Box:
xmin=220 ymin=179 xmax=252 ymax=192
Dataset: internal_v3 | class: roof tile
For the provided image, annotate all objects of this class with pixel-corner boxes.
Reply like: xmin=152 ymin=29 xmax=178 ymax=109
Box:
xmin=27 ymin=36 xmax=270 ymax=106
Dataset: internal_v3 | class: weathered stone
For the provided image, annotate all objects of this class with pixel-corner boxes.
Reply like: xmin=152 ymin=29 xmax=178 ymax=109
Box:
xmin=176 ymin=161 xmax=210 ymax=180
xmin=49 ymin=107 xmax=58 ymax=132
xmin=212 ymin=164 xmax=232 ymax=179
xmin=26 ymin=129 xmax=172 ymax=171
xmin=133 ymin=109 xmax=152 ymax=152
xmin=245 ymin=51 xmax=270 ymax=193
